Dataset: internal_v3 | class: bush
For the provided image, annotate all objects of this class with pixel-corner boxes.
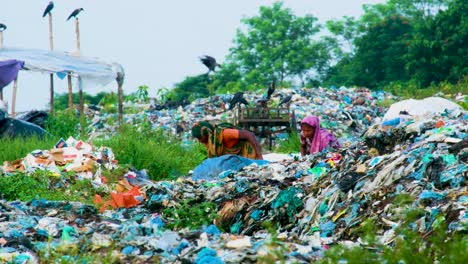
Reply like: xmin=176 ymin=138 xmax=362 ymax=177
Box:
xmin=45 ymin=110 xmax=81 ymax=139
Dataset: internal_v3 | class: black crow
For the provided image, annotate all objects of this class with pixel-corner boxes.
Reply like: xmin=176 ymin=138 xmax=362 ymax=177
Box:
xmin=229 ymin=91 xmax=249 ymax=110
xmin=278 ymin=95 xmax=292 ymax=107
xmin=267 ymin=81 xmax=275 ymax=99
xmin=200 ymin=55 xmax=220 ymax=73
xmin=67 ymin=8 xmax=84 ymax=21
xmin=42 ymin=1 xmax=54 ymax=17
xmin=0 ymin=23 xmax=6 ymax=32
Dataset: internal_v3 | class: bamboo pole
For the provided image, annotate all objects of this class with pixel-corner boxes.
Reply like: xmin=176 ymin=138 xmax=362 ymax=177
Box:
xmin=11 ymin=78 xmax=17 ymax=117
xmin=79 ymin=86 xmax=84 ymax=117
xmin=48 ymin=14 xmax=54 ymax=50
xmin=48 ymin=13 xmax=55 ymax=114
xmin=67 ymin=74 xmax=73 ymax=111
xmin=0 ymin=32 xmax=4 ymax=100
xmin=75 ymin=18 xmax=80 ymax=54
xmin=118 ymin=82 xmax=123 ymax=125
xmin=49 ymin=74 xmax=54 ymax=113
xmin=79 ymin=86 xmax=84 ymax=135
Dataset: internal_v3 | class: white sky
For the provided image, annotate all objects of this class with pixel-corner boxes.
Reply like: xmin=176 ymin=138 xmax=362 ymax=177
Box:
xmin=1 ymin=0 xmax=386 ymax=112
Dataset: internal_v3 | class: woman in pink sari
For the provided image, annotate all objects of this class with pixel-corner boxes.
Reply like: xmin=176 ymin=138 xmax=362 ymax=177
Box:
xmin=300 ymin=115 xmax=340 ymax=156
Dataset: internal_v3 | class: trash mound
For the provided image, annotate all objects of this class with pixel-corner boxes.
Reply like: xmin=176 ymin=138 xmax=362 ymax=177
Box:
xmin=0 ymin=107 xmax=48 ymax=139
xmin=17 ymin=110 xmax=49 ymax=129
xmin=0 ymin=106 xmax=466 ymax=263
xmin=86 ymin=87 xmax=393 ymax=147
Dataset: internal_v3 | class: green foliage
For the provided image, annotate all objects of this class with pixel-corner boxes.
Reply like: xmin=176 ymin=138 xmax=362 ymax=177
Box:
xmin=155 ymin=87 xmax=177 ymax=103
xmin=45 ymin=110 xmax=81 ymax=139
xmin=0 ymin=170 xmax=98 ymax=204
xmin=99 ymin=92 xmax=119 ymax=113
xmin=228 ymin=1 xmax=326 ymax=87
xmin=274 ymin=131 xmax=300 ymax=153
xmin=323 ymin=0 xmax=467 ymax=89
xmin=163 ymin=199 xmax=217 ymax=230
xmin=383 ymin=78 xmax=468 ymax=105
xmin=96 ymin=122 xmax=205 ymax=181
xmin=53 ymin=92 xmax=109 ymax=111
xmin=172 ymin=74 xmax=212 ymax=101
xmin=126 ymin=85 xmax=150 ymax=103
xmin=0 ymin=136 xmax=56 ymax=163
xmin=208 ymin=62 xmax=245 ymax=94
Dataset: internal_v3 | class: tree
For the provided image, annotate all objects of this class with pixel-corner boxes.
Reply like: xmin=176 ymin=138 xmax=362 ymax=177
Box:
xmin=228 ymin=2 xmax=327 ymax=86
xmin=323 ymin=0 xmax=457 ymax=88
xmin=171 ymin=74 xmax=211 ymax=101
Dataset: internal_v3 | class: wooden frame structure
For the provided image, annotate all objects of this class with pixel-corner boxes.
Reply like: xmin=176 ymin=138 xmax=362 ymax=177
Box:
xmin=233 ymin=105 xmax=297 ymax=150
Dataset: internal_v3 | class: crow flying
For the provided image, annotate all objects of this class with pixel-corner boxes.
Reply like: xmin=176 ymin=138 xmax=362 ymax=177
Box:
xmin=42 ymin=1 xmax=54 ymax=17
xmin=200 ymin=55 xmax=220 ymax=73
xmin=267 ymin=81 xmax=275 ymax=99
xmin=0 ymin=23 xmax=6 ymax=32
xmin=67 ymin=8 xmax=84 ymax=21
xmin=278 ymin=95 xmax=292 ymax=107
xmin=229 ymin=91 xmax=249 ymax=110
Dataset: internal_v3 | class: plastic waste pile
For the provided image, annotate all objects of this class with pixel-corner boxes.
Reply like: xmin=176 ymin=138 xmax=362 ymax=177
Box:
xmin=0 ymin=99 xmax=466 ymax=262
xmin=86 ymin=87 xmax=393 ymax=147
xmin=0 ymin=103 xmax=48 ymax=139
xmin=2 ymin=136 xmax=115 ymax=184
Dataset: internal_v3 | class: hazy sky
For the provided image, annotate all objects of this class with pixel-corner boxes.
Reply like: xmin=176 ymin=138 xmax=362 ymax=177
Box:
xmin=1 ymin=0 xmax=386 ymax=112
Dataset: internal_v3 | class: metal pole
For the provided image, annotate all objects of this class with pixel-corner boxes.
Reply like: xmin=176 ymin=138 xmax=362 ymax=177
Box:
xmin=0 ymin=31 xmax=3 ymax=48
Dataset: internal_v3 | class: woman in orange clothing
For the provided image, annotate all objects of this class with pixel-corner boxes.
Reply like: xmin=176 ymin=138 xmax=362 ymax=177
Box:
xmin=191 ymin=121 xmax=263 ymax=160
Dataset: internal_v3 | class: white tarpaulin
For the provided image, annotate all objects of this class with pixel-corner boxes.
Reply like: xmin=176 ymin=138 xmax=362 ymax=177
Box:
xmin=0 ymin=47 xmax=125 ymax=90
xmin=383 ymin=97 xmax=463 ymax=121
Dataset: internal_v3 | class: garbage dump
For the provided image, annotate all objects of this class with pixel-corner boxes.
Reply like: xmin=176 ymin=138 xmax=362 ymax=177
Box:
xmin=0 ymin=105 xmax=48 ymax=139
xmin=17 ymin=110 xmax=49 ymax=129
xmin=86 ymin=86 xmax=394 ymax=148
xmin=0 ymin=88 xmax=466 ymax=263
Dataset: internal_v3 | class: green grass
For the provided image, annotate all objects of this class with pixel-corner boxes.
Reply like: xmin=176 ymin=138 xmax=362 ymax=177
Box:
xmin=95 ymin=121 xmax=205 ymax=181
xmin=274 ymin=131 xmax=301 ymax=154
xmin=163 ymin=198 xmax=218 ymax=230
xmin=0 ymin=136 xmax=57 ymax=164
xmin=0 ymin=170 xmax=102 ymax=204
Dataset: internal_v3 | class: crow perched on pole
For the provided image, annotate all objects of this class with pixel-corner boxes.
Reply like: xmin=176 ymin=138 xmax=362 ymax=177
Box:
xmin=0 ymin=23 xmax=6 ymax=32
xmin=42 ymin=1 xmax=54 ymax=17
xmin=200 ymin=55 xmax=220 ymax=73
xmin=67 ymin=8 xmax=84 ymax=21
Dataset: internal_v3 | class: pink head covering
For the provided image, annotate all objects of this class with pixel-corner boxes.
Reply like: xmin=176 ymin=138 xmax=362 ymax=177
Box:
xmin=300 ymin=115 xmax=339 ymax=154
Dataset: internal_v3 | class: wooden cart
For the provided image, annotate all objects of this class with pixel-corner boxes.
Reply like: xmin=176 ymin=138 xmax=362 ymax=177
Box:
xmin=233 ymin=105 xmax=297 ymax=150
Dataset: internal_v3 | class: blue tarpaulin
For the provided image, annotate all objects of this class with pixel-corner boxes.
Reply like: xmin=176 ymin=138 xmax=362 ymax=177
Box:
xmin=192 ymin=154 xmax=269 ymax=181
